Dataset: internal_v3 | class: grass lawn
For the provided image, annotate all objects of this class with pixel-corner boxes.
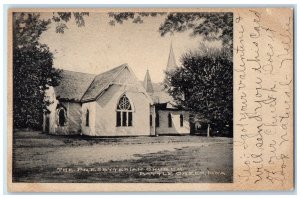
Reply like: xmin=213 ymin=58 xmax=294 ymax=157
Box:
xmin=12 ymin=130 xmax=233 ymax=183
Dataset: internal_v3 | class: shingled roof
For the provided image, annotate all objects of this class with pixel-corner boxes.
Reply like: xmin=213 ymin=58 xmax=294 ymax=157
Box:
xmin=54 ymin=70 xmax=96 ymax=102
xmin=55 ymin=64 xmax=154 ymax=103
xmin=80 ymin=64 xmax=128 ymax=102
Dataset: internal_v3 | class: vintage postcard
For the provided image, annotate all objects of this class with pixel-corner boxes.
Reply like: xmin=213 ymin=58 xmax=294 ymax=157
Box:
xmin=7 ymin=7 xmax=294 ymax=192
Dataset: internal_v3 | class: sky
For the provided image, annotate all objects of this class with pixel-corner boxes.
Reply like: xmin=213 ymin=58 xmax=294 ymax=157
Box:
xmin=39 ymin=12 xmax=218 ymax=83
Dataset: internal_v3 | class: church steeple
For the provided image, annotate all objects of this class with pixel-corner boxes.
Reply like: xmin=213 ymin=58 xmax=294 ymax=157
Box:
xmin=143 ymin=69 xmax=154 ymax=93
xmin=166 ymin=42 xmax=178 ymax=71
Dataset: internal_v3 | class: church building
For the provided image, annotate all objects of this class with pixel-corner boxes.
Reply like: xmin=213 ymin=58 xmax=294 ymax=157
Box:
xmin=43 ymin=45 xmax=190 ymax=136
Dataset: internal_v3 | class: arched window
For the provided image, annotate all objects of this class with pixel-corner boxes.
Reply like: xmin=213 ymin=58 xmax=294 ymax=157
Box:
xmin=86 ymin=109 xmax=89 ymax=127
xmin=168 ymin=112 xmax=172 ymax=128
xmin=180 ymin=114 xmax=184 ymax=127
xmin=155 ymin=113 xmax=159 ymax=127
xmin=58 ymin=108 xmax=66 ymax=126
xmin=150 ymin=115 xmax=152 ymax=127
xmin=116 ymin=95 xmax=133 ymax=127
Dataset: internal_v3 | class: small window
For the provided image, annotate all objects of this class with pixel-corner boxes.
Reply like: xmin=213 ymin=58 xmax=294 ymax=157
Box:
xmin=168 ymin=112 xmax=172 ymax=128
xmin=155 ymin=113 xmax=159 ymax=127
xmin=180 ymin=114 xmax=184 ymax=127
xmin=86 ymin=109 xmax=89 ymax=127
xmin=116 ymin=94 xmax=133 ymax=127
xmin=150 ymin=115 xmax=152 ymax=127
xmin=58 ymin=108 xmax=66 ymax=126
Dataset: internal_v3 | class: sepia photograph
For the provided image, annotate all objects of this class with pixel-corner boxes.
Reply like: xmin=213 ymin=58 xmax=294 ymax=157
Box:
xmin=11 ymin=11 xmax=233 ymax=183
xmin=7 ymin=7 xmax=294 ymax=192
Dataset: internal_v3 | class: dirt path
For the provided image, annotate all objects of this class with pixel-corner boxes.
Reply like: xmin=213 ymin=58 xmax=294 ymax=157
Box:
xmin=14 ymin=140 xmax=228 ymax=168
xmin=48 ymin=141 xmax=225 ymax=167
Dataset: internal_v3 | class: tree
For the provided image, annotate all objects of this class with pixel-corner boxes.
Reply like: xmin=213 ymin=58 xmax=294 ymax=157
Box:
xmin=13 ymin=12 xmax=88 ymax=129
xmin=108 ymin=12 xmax=166 ymax=25
xmin=159 ymin=12 xmax=233 ymax=50
xmin=108 ymin=12 xmax=233 ymax=50
xmin=164 ymin=50 xmax=233 ymax=136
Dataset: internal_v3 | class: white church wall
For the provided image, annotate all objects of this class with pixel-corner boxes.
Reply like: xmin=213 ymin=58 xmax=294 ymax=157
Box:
xmin=84 ymin=67 xmax=153 ymax=137
xmin=81 ymin=101 xmax=96 ymax=136
xmin=67 ymin=102 xmax=82 ymax=133
xmin=156 ymin=110 xmax=190 ymax=135
xmin=91 ymin=83 xmax=151 ymax=136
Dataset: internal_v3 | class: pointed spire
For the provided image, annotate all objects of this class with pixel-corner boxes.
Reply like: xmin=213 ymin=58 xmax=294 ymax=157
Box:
xmin=166 ymin=42 xmax=178 ymax=71
xmin=143 ymin=69 xmax=154 ymax=93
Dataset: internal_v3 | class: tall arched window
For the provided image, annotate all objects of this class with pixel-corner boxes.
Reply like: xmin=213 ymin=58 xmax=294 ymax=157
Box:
xmin=168 ymin=112 xmax=172 ymax=128
xmin=150 ymin=115 xmax=152 ymax=127
xmin=58 ymin=108 xmax=66 ymax=126
xmin=86 ymin=109 xmax=89 ymax=127
xmin=180 ymin=114 xmax=184 ymax=127
xmin=116 ymin=95 xmax=133 ymax=127
xmin=155 ymin=113 xmax=159 ymax=127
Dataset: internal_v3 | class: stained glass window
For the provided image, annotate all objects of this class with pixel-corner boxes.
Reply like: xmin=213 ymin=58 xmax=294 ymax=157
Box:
xmin=116 ymin=95 xmax=133 ymax=127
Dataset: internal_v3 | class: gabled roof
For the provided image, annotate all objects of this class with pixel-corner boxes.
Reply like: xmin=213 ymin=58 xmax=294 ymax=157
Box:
xmin=54 ymin=70 xmax=96 ymax=102
xmin=54 ymin=64 xmax=153 ymax=104
xmin=81 ymin=64 xmax=128 ymax=102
